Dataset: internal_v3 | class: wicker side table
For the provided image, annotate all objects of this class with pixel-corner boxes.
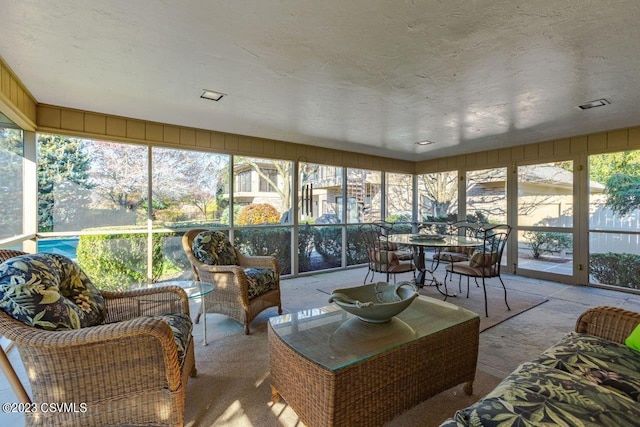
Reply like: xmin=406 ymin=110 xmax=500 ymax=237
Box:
xmin=268 ymin=297 xmax=480 ymax=427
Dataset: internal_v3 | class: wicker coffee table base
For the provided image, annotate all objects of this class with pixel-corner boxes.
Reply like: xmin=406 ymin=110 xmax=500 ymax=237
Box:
xmin=268 ymin=316 xmax=480 ymax=427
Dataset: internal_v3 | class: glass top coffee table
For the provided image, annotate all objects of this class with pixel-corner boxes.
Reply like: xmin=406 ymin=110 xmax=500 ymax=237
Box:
xmin=268 ymin=296 xmax=480 ymax=426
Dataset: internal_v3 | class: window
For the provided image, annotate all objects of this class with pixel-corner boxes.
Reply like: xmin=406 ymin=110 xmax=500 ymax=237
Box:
xmin=37 ymin=135 xmax=148 ymax=232
xmin=517 ymin=161 xmax=574 ymax=276
xmin=0 ymin=114 xmax=24 ymax=241
xmin=298 ymin=162 xmax=344 ymax=272
xmin=152 ymin=147 xmax=230 ymax=226
xmin=299 ymin=162 xmax=343 ymax=223
xmin=346 ymin=168 xmax=381 ymax=223
xmin=588 ymin=150 xmax=640 ymax=290
xmin=36 ymin=135 xmax=152 ymax=287
xmin=233 ymin=156 xmax=292 ymax=226
xmin=417 ymin=171 xmax=458 ymax=223
xmin=466 ymin=168 xmax=507 ymax=224
xmin=386 ymin=173 xmax=413 ymax=222
xmin=259 ymin=168 xmax=278 ymax=192
xmin=236 ymin=170 xmax=252 ymax=192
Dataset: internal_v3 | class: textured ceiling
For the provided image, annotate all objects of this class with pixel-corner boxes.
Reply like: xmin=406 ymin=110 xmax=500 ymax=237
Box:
xmin=1 ymin=0 xmax=639 ymax=161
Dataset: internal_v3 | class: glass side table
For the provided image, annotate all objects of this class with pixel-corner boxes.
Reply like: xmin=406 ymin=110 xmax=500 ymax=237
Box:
xmin=155 ymin=280 xmax=215 ymax=345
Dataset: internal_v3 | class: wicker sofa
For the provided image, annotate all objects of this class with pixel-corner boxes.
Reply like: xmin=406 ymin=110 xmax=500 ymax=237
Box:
xmin=441 ymin=306 xmax=640 ymax=426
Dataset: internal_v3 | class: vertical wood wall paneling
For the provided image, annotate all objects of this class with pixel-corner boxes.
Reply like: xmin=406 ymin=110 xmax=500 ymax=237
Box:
xmin=0 ymin=59 xmax=37 ymax=130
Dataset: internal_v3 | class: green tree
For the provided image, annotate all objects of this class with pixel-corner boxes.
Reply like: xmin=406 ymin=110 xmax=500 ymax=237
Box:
xmin=589 ymin=151 xmax=640 ymax=184
xmin=37 ymin=134 xmax=94 ymax=232
xmin=590 ymin=151 xmax=640 ymax=216
xmin=604 ymin=172 xmax=640 ymax=216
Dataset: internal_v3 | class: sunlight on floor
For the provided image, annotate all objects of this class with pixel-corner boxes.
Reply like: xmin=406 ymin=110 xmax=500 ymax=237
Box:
xmin=269 ymin=400 xmax=302 ymax=427
xmin=255 ymin=371 xmax=269 ymax=388
xmin=214 ymin=400 xmax=252 ymax=426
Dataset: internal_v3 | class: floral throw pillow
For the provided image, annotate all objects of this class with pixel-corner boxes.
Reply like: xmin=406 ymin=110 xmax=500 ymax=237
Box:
xmin=192 ymin=230 xmax=239 ymax=266
xmin=0 ymin=253 xmax=106 ymax=330
xmin=244 ymin=268 xmax=279 ymax=299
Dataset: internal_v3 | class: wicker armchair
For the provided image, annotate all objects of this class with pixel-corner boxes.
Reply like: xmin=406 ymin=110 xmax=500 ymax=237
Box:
xmin=0 ymin=250 xmax=195 ymax=427
xmin=182 ymin=228 xmax=282 ymax=335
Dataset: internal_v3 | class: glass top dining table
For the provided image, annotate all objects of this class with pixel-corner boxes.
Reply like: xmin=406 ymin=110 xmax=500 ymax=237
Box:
xmin=387 ymin=233 xmax=483 ymax=297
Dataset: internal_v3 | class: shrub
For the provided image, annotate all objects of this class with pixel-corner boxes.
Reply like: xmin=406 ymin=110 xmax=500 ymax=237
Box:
xmin=234 ymin=227 xmax=292 ymax=274
xmin=313 ymin=226 xmax=342 ymax=260
xmin=220 ymin=205 xmax=241 ymax=225
xmin=298 ymin=225 xmax=315 ymax=272
xmin=467 ymin=211 xmax=489 ymax=224
xmin=160 ymin=231 xmax=190 ymax=273
xmin=236 ymin=203 xmax=280 ymax=225
xmin=76 ymin=229 xmax=164 ymax=291
xmin=589 ymin=252 xmax=640 ymax=289
xmin=523 ymin=231 xmax=572 ymax=259
xmin=388 ymin=223 xmax=412 ymax=234
xmin=386 ymin=212 xmax=411 ymax=223
xmin=346 ymin=225 xmax=369 ymax=265
xmin=422 ymin=213 xmax=457 ymax=225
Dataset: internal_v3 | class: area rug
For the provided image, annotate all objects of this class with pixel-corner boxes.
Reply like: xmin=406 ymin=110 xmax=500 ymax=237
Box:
xmin=416 ymin=281 xmax=549 ymax=332
xmin=317 ymin=279 xmax=548 ymax=333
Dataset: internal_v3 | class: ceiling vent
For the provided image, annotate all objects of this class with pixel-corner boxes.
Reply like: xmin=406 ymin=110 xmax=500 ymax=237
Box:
xmin=578 ymin=99 xmax=609 ymax=110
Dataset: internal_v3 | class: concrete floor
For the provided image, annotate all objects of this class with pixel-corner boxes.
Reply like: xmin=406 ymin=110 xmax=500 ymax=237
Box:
xmin=1 ymin=267 xmax=639 ymax=426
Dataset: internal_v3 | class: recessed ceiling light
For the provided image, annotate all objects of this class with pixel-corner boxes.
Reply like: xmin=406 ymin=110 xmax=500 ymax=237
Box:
xmin=201 ymin=89 xmax=225 ymax=101
xmin=577 ymin=99 xmax=609 ymax=110
xmin=416 ymin=140 xmax=435 ymax=146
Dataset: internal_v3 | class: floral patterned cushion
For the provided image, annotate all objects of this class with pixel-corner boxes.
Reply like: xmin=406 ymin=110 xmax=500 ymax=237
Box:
xmin=244 ymin=268 xmax=278 ymax=299
xmin=0 ymin=253 xmax=106 ymax=330
xmin=192 ymin=230 xmax=238 ymax=266
xmin=532 ymin=332 xmax=640 ymax=402
xmin=151 ymin=313 xmax=193 ymax=364
xmin=450 ymin=361 xmax=640 ymax=426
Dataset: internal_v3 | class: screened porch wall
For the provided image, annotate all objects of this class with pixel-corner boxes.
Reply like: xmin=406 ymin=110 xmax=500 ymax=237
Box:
xmin=3 ymin=56 xmax=640 ymax=289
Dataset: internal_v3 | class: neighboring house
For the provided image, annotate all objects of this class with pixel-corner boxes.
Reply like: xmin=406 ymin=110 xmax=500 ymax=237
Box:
xmin=301 ymin=167 xmax=383 ymax=223
xmin=232 ymin=162 xmax=286 ymax=213
xmin=468 ymin=164 xmax=605 ymax=227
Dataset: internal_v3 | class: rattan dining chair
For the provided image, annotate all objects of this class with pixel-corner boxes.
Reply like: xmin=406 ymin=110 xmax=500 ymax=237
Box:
xmin=182 ymin=228 xmax=282 ymax=335
xmin=0 ymin=250 xmax=195 ymax=427
xmin=444 ymin=224 xmax=512 ymax=317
